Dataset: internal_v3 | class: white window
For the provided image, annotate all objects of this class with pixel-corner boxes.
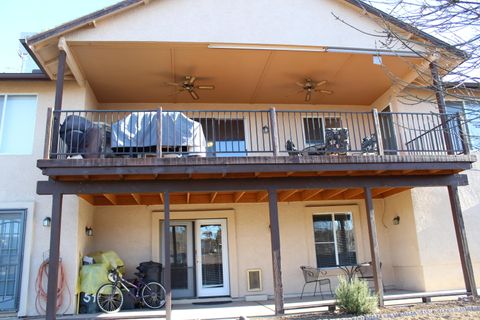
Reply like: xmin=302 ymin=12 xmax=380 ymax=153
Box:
xmin=312 ymin=213 xmax=357 ymax=267
xmin=0 ymin=95 xmax=37 ymax=154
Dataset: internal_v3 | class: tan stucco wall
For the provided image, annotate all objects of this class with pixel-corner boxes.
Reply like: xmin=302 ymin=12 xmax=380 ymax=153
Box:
xmin=89 ymin=198 xmax=402 ymax=299
xmin=410 ymin=155 xmax=480 ymax=291
xmin=66 ymin=0 xmax=413 ymax=52
xmin=0 ymin=81 xmax=94 ymax=316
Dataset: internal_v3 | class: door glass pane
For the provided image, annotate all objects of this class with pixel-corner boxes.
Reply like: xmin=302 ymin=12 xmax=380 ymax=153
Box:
xmin=0 ymin=212 xmax=23 ymax=311
xmin=170 ymin=226 xmax=188 ymax=289
xmin=200 ymin=224 xmax=223 ymax=287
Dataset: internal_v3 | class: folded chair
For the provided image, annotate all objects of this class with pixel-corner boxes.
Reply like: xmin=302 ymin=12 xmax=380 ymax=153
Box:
xmin=300 ymin=266 xmax=333 ymax=299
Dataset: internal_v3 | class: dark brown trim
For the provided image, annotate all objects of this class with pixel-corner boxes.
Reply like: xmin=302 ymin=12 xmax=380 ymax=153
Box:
xmin=20 ymin=38 xmax=49 ymax=76
xmin=0 ymin=73 xmax=48 ymax=81
xmin=430 ymin=62 xmax=454 ymax=154
xmin=342 ymin=0 xmax=466 ymax=58
xmin=363 ymin=187 xmax=384 ymax=306
xmin=36 ymin=174 xmax=469 ymax=195
xmin=26 ymin=0 xmax=144 ymax=45
xmin=50 ymin=51 xmax=67 ymax=159
xmin=37 ymin=155 xmax=475 ymax=177
xmin=46 ymin=193 xmax=63 ymax=320
xmin=447 ymin=185 xmax=478 ymax=298
xmin=268 ymin=189 xmax=284 ymax=315
xmin=163 ymin=192 xmax=172 ymax=320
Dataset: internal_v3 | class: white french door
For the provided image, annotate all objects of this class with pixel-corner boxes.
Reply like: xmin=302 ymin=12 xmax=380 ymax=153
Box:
xmin=195 ymin=219 xmax=230 ymax=297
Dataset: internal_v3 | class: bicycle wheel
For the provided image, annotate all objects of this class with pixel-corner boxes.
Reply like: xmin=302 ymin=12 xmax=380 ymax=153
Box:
xmin=141 ymin=281 xmax=166 ymax=309
xmin=96 ymin=283 xmax=124 ymax=313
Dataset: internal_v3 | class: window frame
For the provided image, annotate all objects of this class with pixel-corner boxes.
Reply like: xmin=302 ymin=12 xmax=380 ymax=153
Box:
xmin=304 ymin=205 xmax=364 ymax=269
xmin=0 ymin=94 xmax=38 ymax=155
xmin=445 ymin=100 xmax=477 ymax=150
xmin=302 ymin=116 xmax=343 ymax=146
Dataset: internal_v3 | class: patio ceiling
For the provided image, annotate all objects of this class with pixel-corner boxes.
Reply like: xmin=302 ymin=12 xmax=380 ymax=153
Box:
xmin=66 ymin=42 xmax=423 ymax=105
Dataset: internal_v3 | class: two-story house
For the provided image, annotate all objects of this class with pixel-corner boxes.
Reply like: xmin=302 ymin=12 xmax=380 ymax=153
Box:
xmin=0 ymin=0 xmax=479 ymax=319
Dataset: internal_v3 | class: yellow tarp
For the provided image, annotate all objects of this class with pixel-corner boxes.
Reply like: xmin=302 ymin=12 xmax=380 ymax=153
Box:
xmin=79 ymin=251 xmax=125 ymax=294
xmin=89 ymin=251 xmax=125 ymax=273
xmin=79 ymin=264 xmax=109 ymax=294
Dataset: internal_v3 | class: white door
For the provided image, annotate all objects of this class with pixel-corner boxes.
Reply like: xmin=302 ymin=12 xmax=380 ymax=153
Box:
xmin=195 ymin=219 xmax=230 ymax=297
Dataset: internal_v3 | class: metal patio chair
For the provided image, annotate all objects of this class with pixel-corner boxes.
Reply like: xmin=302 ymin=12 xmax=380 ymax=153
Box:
xmin=357 ymin=261 xmax=385 ymax=291
xmin=300 ymin=266 xmax=333 ymax=299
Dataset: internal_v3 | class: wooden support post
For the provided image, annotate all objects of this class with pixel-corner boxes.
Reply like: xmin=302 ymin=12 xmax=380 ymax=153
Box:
xmin=268 ymin=189 xmax=284 ymax=315
xmin=269 ymin=108 xmax=280 ymax=157
xmin=163 ymin=191 xmax=172 ymax=320
xmin=430 ymin=62 xmax=454 ymax=154
xmin=447 ymin=185 xmax=478 ymax=297
xmin=457 ymin=112 xmax=470 ymax=155
xmin=46 ymin=193 xmax=63 ymax=320
xmin=363 ymin=187 xmax=384 ymax=306
xmin=372 ymin=108 xmax=384 ymax=156
xmin=156 ymin=107 xmax=163 ymax=158
xmin=50 ymin=50 xmax=66 ymax=159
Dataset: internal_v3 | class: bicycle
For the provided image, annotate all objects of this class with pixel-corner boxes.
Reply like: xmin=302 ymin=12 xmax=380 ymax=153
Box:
xmin=96 ymin=266 xmax=166 ymax=313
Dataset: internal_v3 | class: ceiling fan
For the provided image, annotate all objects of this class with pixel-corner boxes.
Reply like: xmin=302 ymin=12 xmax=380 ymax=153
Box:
xmin=296 ymin=78 xmax=333 ymax=102
xmin=167 ymin=75 xmax=215 ymax=100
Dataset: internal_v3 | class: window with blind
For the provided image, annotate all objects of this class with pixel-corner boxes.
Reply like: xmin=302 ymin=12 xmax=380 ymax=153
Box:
xmin=303 ymin=117 xmax=342 ymax=145
xmin=199 ymin=118 xmax=246 ymax=157
xmin=313 ymin=213 xmax=357 ymax=267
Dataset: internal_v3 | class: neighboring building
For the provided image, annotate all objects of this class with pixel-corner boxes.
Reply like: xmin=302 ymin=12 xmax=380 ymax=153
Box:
xmin=0 ymin=1 xmax=479 ymax=319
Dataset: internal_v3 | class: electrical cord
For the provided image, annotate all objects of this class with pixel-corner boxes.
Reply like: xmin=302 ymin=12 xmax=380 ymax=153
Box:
xmin=35 ymin=259 xmax=71 ymax=315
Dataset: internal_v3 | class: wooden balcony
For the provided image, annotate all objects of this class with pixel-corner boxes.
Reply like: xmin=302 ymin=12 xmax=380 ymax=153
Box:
xmin=36 ymin=108 xmax=475 ymax=205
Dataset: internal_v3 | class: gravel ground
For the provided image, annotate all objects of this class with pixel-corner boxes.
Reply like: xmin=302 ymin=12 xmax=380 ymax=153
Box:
xmin=252 ymin=298 xmax=480 ymax=320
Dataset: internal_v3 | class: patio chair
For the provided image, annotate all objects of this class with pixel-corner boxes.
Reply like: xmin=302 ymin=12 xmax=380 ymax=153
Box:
xmin=357 ymin=261 xmax=385 ymax=291
xmin=300 ymin=266 xmax=333 ymax=299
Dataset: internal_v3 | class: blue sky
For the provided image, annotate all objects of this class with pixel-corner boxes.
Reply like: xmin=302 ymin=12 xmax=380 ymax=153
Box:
xmin=0 ymin=0 xmax=118 ymax=72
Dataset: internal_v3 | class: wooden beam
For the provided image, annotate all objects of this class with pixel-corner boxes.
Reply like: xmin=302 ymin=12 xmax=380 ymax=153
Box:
xmin=46 ymin=193 xmax=63 ymax=320
xmin=186 ymin=192 xmax=191 ymax=204
xmin=163 ymin=192 xmax=172 ymax=320
xmin=268 ymin=189 xmax=284 ymax=315
xmin=131 ymin=193 xmax=141 ymax=205
xmin=103 ymin=194 xmax=117 ymax=205
xmin=210 ymin=192 xmax=218 ymax=203
xmin=321 ymin=188 xmax=347 ymax=200
xmin=372 ymin=188 xmax=394 ymax=197
xmin=343 ymin=188 xmax=364 ymax=199
xmin=378 ymin=188 xmax=410 ymax=198
xmin=38 ymin=174 xmax=470 ymax=196
xmin=447 ymin=185 xmax=478 ymax=297
xmin=278 ymin=190 xmax=297 ymax=201
xmin=364 ymin=187 xmax=384 ymax=306
xmin=234 ymin=191 xmax=246 ymax=203
xmin=58 ymin=37 xmax=85 ymax=87
xmin=158 ymin=193 xmax=164 ymax=204
xmin=257 ymin=191 xmax=269 ymax=202
xmin=301 ymin=189 xmax=323 ymax=201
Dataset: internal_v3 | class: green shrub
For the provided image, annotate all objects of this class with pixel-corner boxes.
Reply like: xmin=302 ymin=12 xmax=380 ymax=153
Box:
xmin=335 ymin=276 xmax=378 ymax=315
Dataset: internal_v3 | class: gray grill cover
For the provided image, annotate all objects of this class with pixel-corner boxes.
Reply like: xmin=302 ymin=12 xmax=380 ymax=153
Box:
xmin=111 ymin=111 xmax=206 ymax=156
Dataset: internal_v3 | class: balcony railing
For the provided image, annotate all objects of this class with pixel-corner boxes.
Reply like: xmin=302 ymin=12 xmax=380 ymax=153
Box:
xmin=44 ymin=108 xmax=470 ymax=160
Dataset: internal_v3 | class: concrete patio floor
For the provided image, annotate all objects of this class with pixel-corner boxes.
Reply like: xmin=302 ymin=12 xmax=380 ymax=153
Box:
xmin=26 ymin=290 xmax=468 ymax=320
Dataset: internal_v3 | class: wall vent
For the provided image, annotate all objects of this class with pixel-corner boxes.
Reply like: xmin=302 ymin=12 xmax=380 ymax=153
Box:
xmin=247 ymin=269 xmax=262 ymax=291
